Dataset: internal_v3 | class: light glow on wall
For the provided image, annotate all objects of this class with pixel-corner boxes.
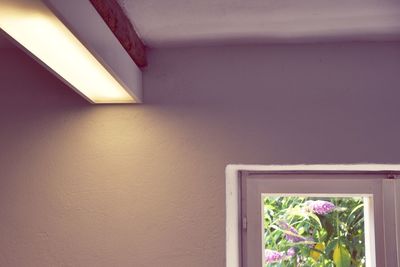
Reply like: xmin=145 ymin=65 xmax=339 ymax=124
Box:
xmin=0 ymin=0 xmax=136 ymax=104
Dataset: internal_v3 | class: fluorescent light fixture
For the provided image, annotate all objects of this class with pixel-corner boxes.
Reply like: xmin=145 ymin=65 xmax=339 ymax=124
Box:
xmin=0 ymin=0 xmax=137 ymax=103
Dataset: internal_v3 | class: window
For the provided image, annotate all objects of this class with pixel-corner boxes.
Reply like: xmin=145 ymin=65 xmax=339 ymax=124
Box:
xmin=226 ymin=165 xmax=400 ymax=267
xmin=262 ymin=195 xmax=369 ymax=266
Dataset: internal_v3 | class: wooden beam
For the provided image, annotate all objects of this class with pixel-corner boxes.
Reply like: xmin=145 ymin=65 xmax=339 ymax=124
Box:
xmin=89 ymin=0 xmax=147 ymax=68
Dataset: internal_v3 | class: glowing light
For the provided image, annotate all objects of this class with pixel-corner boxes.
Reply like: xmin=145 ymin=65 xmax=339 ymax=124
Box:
xmin=0 ymin=0 xmax=137 ymax=103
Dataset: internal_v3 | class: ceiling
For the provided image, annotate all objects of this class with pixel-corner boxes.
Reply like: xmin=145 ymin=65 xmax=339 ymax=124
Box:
xmin=119 ymin=0 xmax=400 ymax=47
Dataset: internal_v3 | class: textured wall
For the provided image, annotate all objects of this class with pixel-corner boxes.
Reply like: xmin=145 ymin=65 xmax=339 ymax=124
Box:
xmin=0 ymin=42 xmax=400 ymax=266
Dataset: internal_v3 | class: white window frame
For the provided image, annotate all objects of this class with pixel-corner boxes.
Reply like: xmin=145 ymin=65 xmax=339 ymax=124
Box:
xmin=226 ymin=164 xmax=400 ymax=267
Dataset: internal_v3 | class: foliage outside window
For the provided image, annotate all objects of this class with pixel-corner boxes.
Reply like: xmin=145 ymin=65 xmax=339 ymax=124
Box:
xmin=263 ymin=196 xmax=365 ymax=267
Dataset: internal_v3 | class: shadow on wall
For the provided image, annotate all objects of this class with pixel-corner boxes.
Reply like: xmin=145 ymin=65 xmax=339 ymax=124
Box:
xmin=0 ymin=46 xmax=87 ymax=107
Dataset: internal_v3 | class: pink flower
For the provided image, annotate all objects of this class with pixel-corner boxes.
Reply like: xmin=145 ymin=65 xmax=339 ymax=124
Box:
xmin=265 ymin=249 xmax=284 ymax=263
xmin=286 ymin=247 xmax=296 ymax=257
xmin=306 ymin=200 xmax=335 ymax=215
xmin=277 ymin=220 xmax=305 ymax=242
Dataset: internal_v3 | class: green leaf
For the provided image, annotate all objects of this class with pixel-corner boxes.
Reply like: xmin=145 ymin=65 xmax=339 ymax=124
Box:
xmin=325 ymin=239 xmax=338 ymax=255
xmin=285 ymin=207 xmax=322 ymax=228
xmin=333 ymin=244 xmax=351 ymax=267
xmin=346 ymin=203 xmax=364 ymax=227
xmin=270 ymin=224 xmax=313 ymax=244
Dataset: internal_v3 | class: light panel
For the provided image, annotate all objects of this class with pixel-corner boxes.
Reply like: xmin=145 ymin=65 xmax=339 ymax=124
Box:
xmin=0 ymin=0 xmax=136 ymax=103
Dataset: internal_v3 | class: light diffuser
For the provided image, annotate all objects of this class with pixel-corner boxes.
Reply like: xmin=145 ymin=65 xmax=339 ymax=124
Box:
xmin=0 ymin=0 xmax=137 ymax=103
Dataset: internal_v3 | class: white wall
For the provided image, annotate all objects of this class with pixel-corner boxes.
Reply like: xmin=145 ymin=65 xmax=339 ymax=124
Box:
xmin=0 ymin=42 xmax=400 ymax=266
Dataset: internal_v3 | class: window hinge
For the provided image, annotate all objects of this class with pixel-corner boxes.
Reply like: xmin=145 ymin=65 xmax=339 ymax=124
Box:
xmin=242 ymin=216 xmax=247 ymax=230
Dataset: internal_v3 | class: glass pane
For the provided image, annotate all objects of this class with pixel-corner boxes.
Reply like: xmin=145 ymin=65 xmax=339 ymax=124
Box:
xmin=263 ymin=196 xmax=366 ymax=267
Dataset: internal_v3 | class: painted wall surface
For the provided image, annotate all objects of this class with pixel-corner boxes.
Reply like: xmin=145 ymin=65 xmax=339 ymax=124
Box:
xmin=0 ymin=42 xmax=400 ymax=266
